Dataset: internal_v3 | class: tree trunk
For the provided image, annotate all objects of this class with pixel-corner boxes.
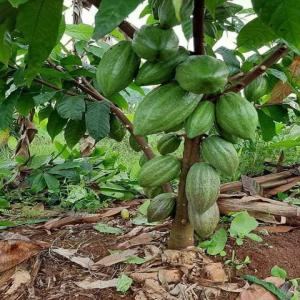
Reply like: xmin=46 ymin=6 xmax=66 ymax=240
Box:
xmin=168 ymin=0 xmax=205 ymax=249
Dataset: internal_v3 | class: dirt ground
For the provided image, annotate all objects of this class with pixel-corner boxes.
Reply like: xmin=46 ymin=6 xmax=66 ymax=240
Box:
xmin=0 ymin=200 xmax=300 ymax=299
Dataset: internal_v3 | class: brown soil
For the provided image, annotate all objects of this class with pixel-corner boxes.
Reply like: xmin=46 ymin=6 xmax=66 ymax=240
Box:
xmin=1 ymin=207 xmax=300 ymax=299
xmin=227 ymin=229 xmax=300 ymax=279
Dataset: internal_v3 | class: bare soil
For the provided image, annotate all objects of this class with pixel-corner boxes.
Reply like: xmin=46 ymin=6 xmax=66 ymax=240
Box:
xmin=1 ymin=203 xmax=300 ymax=299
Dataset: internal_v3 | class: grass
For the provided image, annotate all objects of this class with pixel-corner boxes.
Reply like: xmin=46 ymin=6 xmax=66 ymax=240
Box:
xmin=1 ymin=126 xmax=300 ymax=184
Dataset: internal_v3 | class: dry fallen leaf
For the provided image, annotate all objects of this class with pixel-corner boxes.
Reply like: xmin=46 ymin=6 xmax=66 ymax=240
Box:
xmin=158 ymin=269 xmax=182 ymax=284
xmin=256 ymin=225 xmax=297 ymax=233
xmin=5 ymin=269 xmax=31 ymax=295
xmin=117 ymin=232 xmax=161 ymax=249
xmin=130 ymin=272 xmax=158 ymax=283
xmin=93 ymin=249 xmax=137 ymax=267
xmin=161 ymin=249 xmax=197 ymax=267
xmin=52 ymin=248 xmax=94 ymax=269
xmin=43 ymin=206 xmax=129 ymax=230
xmin=0 ymin=232 xmax=30 ymax=241
xmin=204 ymin=263 xmax=228 ymax=283
xmin=237 ymin=276 xmax=285 ymax=300
xmin=143 ymin=278 xmax=177 ymax=300
xmin=0 ymin=240 xmax=44 ymax=272
xmin=75 ymin=277 xmax=118 ymax=290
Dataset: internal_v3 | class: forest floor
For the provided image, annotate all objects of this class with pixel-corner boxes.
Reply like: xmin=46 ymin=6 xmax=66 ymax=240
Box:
xmin=0 ymin=199 xmax=299 ymax=300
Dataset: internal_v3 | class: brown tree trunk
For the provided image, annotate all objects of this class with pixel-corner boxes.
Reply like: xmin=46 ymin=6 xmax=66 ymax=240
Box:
xmin=168 ymin=0 xmax=205 ymax=249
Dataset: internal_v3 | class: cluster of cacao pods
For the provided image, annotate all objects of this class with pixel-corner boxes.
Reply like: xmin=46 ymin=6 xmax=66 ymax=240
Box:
xmin=96 ymin=0 xmax=259 ymax=239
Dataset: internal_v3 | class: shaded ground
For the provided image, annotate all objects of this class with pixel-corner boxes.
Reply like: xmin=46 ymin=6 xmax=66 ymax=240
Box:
xmin=1 ymin=202 xmax=300 ymax=299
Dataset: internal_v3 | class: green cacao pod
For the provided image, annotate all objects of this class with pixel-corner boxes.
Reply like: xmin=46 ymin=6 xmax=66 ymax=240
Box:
xmin=129 ymin=134 xmax=148 ymax=152
xmin=244 ymin=76 xmax=268 ymax=102
xmin=96 ymin=41 xmax=140 ymax=97
xmin=157 ymin=133 xmax=181 ymax=155
xmin=201 ymin=135 xmax=239 ymax=176
xmin=138 ymin=155 xmax=181 ymax=187
xmin=134 ymin=83 xmax=202 ymax=136
xmin=147 ymin=193 xmax=176 ymax=222
xmin=135 ymin=47 xmax=189 ymax=86
xmin=220 ymin=129 xmax=240 ymax=144
xmin=185 ymin=101 xmax=215 ymax=139
xmin=139 ymin=153 xmax=149 ymax=166
xmin=144 ymin=186 xmax=163 ymax=198
xmin=158 ymin=0 xmax=194 ymax=28
xmin=165 ymin=122 xmax=183 ymax=133
xmin=176 ymin=55 xmax=229 ymax=94
xmin=216 ymin=92 xmax=258 ymax=140
xmin=132 ymin=25 xmax=179 ymax=61
xmin=189 ymin=203 xmax=220 ymax=239
xmin=186 ymin=162 xmax=220 ymax=214
xmin=109 ymin=115 xmax=126 ymax=142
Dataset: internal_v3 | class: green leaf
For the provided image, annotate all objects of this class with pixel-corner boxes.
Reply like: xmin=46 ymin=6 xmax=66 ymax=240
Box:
xmin=29 ymin=155 xmax=51 ymax=169
xmin=205 ymin=0 xmax=226 ymax=18
xmin=64 ymin=119 xmax=86 ymax=148
xmin=116 ymin=274 xmax=133 ymax=293
xmin=56 ymin=95 xmax=85 ymax=120
xmin=267 ymin=68 xmax=288 ymax=82
xmin=243 ymin=275 xmax=289 ymax=300
xmin=199 ymin=228 xmax=228 ymax=255
xmin=31 ymin=173 xmax=46 ymax=193
xmin=94 ymin=0 xmax=143 ymax=39
xmin=246 ymin=233 xmax=263 ymax=242
xmin=138 ymin=199 xmax=150 ymax=216
xmin=271 ymin=266 xmax=287 ymax=280
xmin=237 ymin=18 xmax=276 ymax=52
xmin=216 ymin=47 xmax=240 ymax=75
xmin=0 ymin=21 xmax=11 ymax=65
xmin=252 ymin=0 xmax=300 ymax=51
xmin=16 ymin=0 xmax=63 ymax=82
xmin=110 ymin=93 xmax=128 ymax=110
xmin=257 ymin=109 xmax=276 ymax=142
xmin=85 ymin=101 xmax=110 ymax=142
xmin=33 ymin=91 xmax=57 ymax=105
xmin=47 ymin=109 xmax=67 ymax=140
xmin=0 ymin=93 xmax=18 ymax=131
xmin=8 ymin=0 xmax=28 ymax=7
xmin=125 ymin=256 xmax=146 ymax=265
xmin=94 ymin=223 xmax=124 ymax=235
xmin=181 ymin=18 xmax=192 ymax=40
xmin=229 ymin=211 xmax=258 ymax=238
xmin=65 ymin=24 xmax=94 ymax=41
xmin=0 ymin=198 xmax=10 ymax=209
xmin=43 ymin=173 xmax=60 ymax=192
xmin=172 ymin=0 xmax=183 ymax=20
xmin=16 ymin=93 xmax=35 ymax=116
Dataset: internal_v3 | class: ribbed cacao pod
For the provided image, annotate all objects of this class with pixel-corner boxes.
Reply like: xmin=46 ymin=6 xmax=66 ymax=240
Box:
xmin=189 ymin=203 xmax=220 ymax=239
xmin=138 ymin=155 xmax=181 ymax=187
xmin=185 ymin=101 xmax=215 ymax=139
xmin=158 ymin=0 xmax=194 ymax=28
xmin=244 ymin=76 xmax=268 ymax=102
xmin=134 ymin=82 xmax=202 ymax=136
xmin=157 ymin=133 xmax=181 ymax=155
xmin=135 ymin=47 xmax=189 ymax=86
xmin=147 ymin=193 xmax=176 ymax=222
xmin=216 ymin=92 xmax=258 ymax=140
xmin=129 ymin=134 xmax=148 ymax=152
xmin=109 ymin=115 xmax=126 ymax=142
xmin=96 ymin=41 xmax=140 ymax=97
xmin=132 ymin=25 xmax=179 ymax=61
xmin=186 ymin=162 xmax=220 ymax=213
xmin=176 ymin=55 xmax=229 ymax=94
xmin=201 ymin=135 xmax=239 ymax=176
xmin=144 ymin=186 xmax=163 ymax=198
xmin=139 ymin=153 xmax=149 ymax=166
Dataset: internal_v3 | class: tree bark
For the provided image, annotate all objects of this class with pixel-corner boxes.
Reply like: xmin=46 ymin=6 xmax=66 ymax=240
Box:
xmin=168 ymin=0 xmax=206 ymax=249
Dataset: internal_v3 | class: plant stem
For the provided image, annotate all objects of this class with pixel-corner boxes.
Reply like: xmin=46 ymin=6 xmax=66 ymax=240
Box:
xmin=168 ymin=0 xmax=206 ymax=249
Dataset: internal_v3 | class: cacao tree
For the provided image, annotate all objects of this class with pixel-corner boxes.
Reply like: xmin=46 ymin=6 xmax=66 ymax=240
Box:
xmin=0 ymin=0 xmax=300 ymax=250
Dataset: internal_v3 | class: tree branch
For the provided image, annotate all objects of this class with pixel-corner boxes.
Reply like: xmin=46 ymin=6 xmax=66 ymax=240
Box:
xmin=84 ymin=0 xmax=136 ymax=39
xmin=226 ymin=44 xmax=289 ymax=93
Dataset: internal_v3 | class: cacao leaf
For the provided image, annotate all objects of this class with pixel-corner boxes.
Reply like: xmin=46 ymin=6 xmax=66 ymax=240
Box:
xmin=16 ymin=0 xmax=63 ymax=82
xmin=94 ymin=0 xmax=143 ymax=39
xmin=64 ymin=119 xmax=86 ymax=148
